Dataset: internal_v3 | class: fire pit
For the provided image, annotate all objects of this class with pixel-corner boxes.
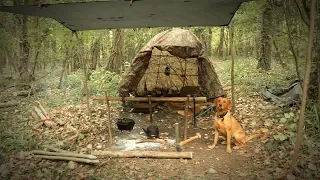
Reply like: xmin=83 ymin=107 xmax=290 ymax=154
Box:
xmin=116 ymin=118 xmax=135 ymax=131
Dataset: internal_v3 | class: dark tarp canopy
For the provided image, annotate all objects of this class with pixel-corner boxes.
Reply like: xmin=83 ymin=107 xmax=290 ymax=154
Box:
xmin=118 ymin=28 xmax=226 ymax=99
xmin=0 ymin=0 xmax=247 ymax=31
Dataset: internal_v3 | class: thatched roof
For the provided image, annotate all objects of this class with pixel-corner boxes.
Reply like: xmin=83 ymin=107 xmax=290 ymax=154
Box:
xmin=119 ymin=28 xmax=226 ymax=99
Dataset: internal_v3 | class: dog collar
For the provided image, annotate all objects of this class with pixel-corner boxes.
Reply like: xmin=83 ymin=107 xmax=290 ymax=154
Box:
xmin=217 ymin=112 xmax=228 ymax=120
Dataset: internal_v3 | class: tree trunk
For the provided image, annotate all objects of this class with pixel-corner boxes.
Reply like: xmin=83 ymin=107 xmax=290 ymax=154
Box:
xmin=106 ymin=29 xmax=123 ymax=74
xmin=308 ymin=0 xmax=320 ymax=103
xmin=194 ymin=27 xmax=207 ymax=56
xmin=215 ymin=27 xmax=224 ymax=57
xmin=18 ymin=0 xmax=33 ymax=82
xmin=90 ymin=37 xmax=101 ymax=70
xmin=257 ymin=2 xmax=272 ymax=71
xmin=207 ymin=28 xmax=212 ymax=57
xmin=272 ymin=39 xmax=287 ymax=68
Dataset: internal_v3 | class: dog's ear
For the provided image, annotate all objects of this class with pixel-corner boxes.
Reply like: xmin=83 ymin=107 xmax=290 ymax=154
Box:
xmin=214 ymin=97 xmax=220 ymax=105
xmin=227 ymin=99 xmax=233 ymax=109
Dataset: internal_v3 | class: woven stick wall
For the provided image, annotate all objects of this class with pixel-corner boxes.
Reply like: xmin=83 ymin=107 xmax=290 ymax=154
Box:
xmin=134 ymin=48 xmax=198 ymax=96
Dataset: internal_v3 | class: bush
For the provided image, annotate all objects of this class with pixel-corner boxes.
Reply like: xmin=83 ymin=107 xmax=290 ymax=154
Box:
xmin=88 ymin=68 xmax=121 ymax=96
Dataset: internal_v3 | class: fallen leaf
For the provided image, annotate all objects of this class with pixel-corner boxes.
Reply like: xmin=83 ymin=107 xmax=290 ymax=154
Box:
xmin=208 ymin=168 xmax=217 ymax=174
xmin=239 ymin=172 xmax=247 ymax=177
xmin=286 ymin=173 xmax=296 ymax=180
xmin=308 ymin=163 xmax=317 ymax=171
xmin=67 ymin=161 xmax=77 ymax=170
xmin=284 ymin=113 xmax=291 ymax=119
xmin=280 ymin=118 xmax=287 ymax=123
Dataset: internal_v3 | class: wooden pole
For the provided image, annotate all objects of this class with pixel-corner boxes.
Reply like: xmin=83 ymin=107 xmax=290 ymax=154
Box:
xmin=92 ymin=96 xmax=207 ymax=102
xmin=92 ymin=150 xmax=192 ymax=159
xmin=193 ymin=95 xmax=197 ymax=128
xmin=184 ymin=95 xmax=190 ymax=140
xmin=105 ymin=92 xmax=113 ymax=145
xmin=148 ymin=95 xmax=152 ymax=123
xmin=32 ymin=150 xmax=97 ymax=159
xmin=33 ymin=155 xmax=99 ymax=164
xmin=290 ymin=0 xmax=316 ymax=171
xmin=229 ymin=25 xmax=235 ymax=115
xmin=175 ymin=122 xmax=180 ymax=143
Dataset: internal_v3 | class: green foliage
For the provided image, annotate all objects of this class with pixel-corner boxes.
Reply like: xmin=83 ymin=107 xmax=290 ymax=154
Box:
xmin=88 ymin=68 xmax=121 ymax=96
xmin=0 ymin=111 xmax=37 ymax=154
xmin=218 ymin=57 xmax=297 ymax=94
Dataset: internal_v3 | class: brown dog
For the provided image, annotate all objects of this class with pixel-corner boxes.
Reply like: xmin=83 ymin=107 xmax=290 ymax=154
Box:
xmin=208 ymin=97 xmax=263 ymax=153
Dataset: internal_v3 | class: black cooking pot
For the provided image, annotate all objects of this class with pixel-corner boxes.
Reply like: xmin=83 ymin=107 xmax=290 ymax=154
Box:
xmin=116 ymin=118 xmax=135 ymax=131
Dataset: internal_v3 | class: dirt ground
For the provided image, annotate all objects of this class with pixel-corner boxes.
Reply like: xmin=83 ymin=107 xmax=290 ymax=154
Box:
xmin=1 ymin=59 xmax=319 ymax=180
xmin=0 ymin=90 xmax=279 ymax=180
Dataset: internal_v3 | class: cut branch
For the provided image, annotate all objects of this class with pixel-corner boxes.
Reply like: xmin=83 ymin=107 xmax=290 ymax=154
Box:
xmin=33 ymin=155 xmax=99 ymax=164
xmin=0 ymin=101 xmax=18 ymax=108
xmin=92 ymin=150 xmax=192 ymax=159
xmin=32 ymin=150 xmax=97 ymax=159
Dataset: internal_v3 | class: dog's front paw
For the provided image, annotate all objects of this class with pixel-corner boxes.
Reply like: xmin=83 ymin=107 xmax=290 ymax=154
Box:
xmin=233 ymin=146 xmax=240 ymax=150
xmin=208 ymin=145 xmax=216 ymax=150
xmin=226 ymin=148 xmax=232 ymax=153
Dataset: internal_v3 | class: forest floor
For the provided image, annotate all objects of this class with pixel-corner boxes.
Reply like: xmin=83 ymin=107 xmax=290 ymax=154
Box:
xmin=0 ymin=58 xmax=320 ymax=180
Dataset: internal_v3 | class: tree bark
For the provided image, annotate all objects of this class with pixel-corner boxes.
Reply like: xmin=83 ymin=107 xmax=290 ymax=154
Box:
xmin=272 ymin=39 xmax=287 ymax=68
xmin=257 ymin=2 xmax=272 ymax=71
xmin=105 ymin=29 xmax=123 ymax=74
xmin=308 ymin=0 xmax=320 ymax=103
xmin=290 ymin=0 xmax=316 ymax=171
xmin=90 ymin=37 xmax=101 ymax=70
xmin=18 ymin=0 xmax=33 ymax=82
xmin=207 ymin=27 xmax=212 ymax=56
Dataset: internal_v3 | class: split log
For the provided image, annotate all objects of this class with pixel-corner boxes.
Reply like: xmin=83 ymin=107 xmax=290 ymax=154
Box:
xmin=92 ymin=96 xmax=207 ymax=103
xmin=33 ymin=155 xmax=99 ymax=164
xmin=92 ymin=150 xmax=192 ymax=159
xmin=32 ymin=150 xmax=97 ymax=159
xmin=34 ymin=107 xmax=56 ymax=128
xmin=0 ymin=101 xmax=18 ymax=108
xmin=37 ymin=101 xmax=48 ymax=117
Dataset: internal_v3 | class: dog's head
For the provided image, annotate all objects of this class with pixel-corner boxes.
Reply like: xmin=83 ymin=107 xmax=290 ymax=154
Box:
xmin=214 ymin=97 xmax=232 ymax=111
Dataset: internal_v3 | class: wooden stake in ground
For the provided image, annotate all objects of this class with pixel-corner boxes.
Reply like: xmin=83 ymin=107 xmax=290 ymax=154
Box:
xmin=92 ymin=150 xmax=192 ymax=159
xmin=175 ymin=122 xmax=180 ymax=143
xmin=290 ymin=0 xmax=316 ymax=172
xmin=229 ymin=25 xmax=236 ymax=115
xmin=105 ymin=91 xmax=113 ymax=145
xmin=184 ymin=95 xmax=190 ymax=140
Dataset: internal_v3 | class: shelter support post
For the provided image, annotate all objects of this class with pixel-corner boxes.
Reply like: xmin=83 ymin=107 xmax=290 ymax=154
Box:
xmin=148 ymin=95 xmax=153 ymax=123
xmin=184 ymin=95 xmax=190 ymax=140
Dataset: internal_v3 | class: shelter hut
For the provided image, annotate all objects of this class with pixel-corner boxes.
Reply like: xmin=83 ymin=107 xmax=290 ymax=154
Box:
xmin=119 ymin=28 xmax=226 ymax=100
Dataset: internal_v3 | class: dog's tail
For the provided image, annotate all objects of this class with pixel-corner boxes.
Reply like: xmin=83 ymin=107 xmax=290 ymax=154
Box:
xmin=246 ymin=133 xmax=264 ymax=142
